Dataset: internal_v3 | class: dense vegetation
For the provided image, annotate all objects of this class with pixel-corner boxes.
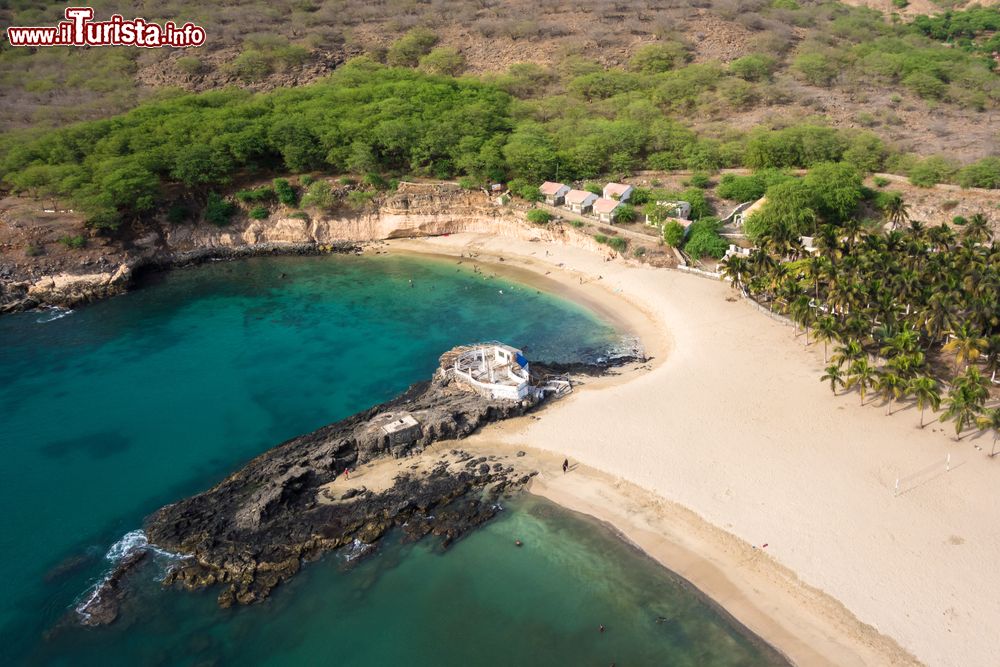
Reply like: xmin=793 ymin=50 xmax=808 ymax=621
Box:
xmin=721 ymin=209 xmax=999 ymax=446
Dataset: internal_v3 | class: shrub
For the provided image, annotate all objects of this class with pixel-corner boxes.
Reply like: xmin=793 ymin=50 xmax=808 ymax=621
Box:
xmin=687 ymin=173 xmax=712 ymax=188
xmin=231 ymin=50 xmax=272 ymax=81
xmin=249 ymin=206 xmax=269 ymax=219
xmin=616 ymin=203 xmax=636 ymax=223
xmin=629 ymin=187 xmax=653 ymax=206
xmin=58 ymin=235 xmax=86 ymax=249
xmin=903 ymin=71 xmax=946 ymax=100
xmin=680 ymin=187 xmax=712 ymax=219
xmin=167 ymin=204 xmax=191 ymax=224
xmin=339 ymin=177 xmax=357 ymax=186
xmin=25 ymin=244 xmax=45 ymax=257
xmin=290 ymin=211 xmax=310 ymax=221
xmin=683 ymin=217 xmax=727 ymax=259
xmin=459 ymin=177 xmax=477 ymax=190
xmin=300 ymin=175 xmax=316 ymax=186
xmin=273 ymin=178 xmax=298 ymax=205
xmin=204 ymin=192 xmax=236 ymax=226
xmin=176 ymin=56 xmax=203 ymax=76
xmin=629 ymin=42 xmax=688 ymax=73
xmin=363 ymin=172 xmax=388 ymax=189
xmin=908 ymin=157 xmax=954 ymax=187
xmin=957 ymin=157 xmax=1000 ymax=189
xmin=952 ymin=215 xmax=968 ymax=225
xmin=347 ymin=190 xmax=377 ymax=207
xmin=663 ymin=221 xmax=686 ymax=247
xmin=873 ymin=176 xmax=891 ymax=187
xmin=507 ymin=178 xmax=542 ymax=201
xmin=793 ymin=53 xmax=837 ymax=87
xmin=569 ymin=220 xmax=585 ymax=228
xmin=584 ymin=182 xmax=603 ymax=195
xmin=235 ymin=187 xmax=276 ymax=203
xmin=605 ymin=236 xmax=627 ymax=252
xmin=301 ymin=181 xmax=334 ymax=209
xmin=527 ymin=209 xmax=553 ymax=224
xmin=729 ymin=54 xmax=776 ymax=82
xmin=633 ymin=247 xmax=647 ymax=257
xmin=418 ymin=47 xmax=465 ymax=76
xmin=387 ymin=28 xmax=438 ymax=67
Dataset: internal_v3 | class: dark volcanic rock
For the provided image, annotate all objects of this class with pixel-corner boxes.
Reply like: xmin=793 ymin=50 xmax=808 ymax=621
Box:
xmin=143 ymin=371 xmax=542 ymax=608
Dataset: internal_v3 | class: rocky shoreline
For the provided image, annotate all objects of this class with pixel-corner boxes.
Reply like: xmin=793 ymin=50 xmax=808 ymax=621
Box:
xmin=73 ymin=349 xmax=641 ymax=626
xmin=0 ymin=241 xmax=362 ymax=314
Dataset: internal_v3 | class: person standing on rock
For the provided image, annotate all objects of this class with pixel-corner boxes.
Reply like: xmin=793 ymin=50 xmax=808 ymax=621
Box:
xmin=562 ymin=459 xmax=569 ymax=474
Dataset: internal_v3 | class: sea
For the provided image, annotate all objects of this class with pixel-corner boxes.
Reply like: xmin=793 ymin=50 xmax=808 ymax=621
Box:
xmin=0 ymin=253 xmax=787 ymax=665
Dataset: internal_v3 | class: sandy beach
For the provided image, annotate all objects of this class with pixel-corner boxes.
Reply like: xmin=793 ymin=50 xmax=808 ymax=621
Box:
xmin=385 ymin=232 xmax=1000 ymax=667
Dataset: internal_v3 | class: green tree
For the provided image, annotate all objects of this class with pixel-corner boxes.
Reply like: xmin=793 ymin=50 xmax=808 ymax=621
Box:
xmin=821 ymin=364 xmax=846 ymax=395
xmin=729 ymin=54 xmax=776 ymax=81
xmin=419 ymin=47 xmax=466 ymax=76
xmin=387 ymin=28 xmax=439 ymax=67
xmin=910 ymin=375 xmax=941 ymax=428
xmin=803 ymin=162 xmax=863 ymax=222
xmin=662 ymin=220 xmax=685 ymax=247
xmin=977 ymin=408 xmax=1000 ymax=457
xmin=629 ymin=42 xmax=688 ymax=73
xmin=793 ymin=53 xmax=837 ymax=86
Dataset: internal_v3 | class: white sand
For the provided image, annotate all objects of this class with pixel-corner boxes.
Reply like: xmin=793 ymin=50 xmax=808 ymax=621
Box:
xmin=387 ymin=233 xmax=1000 ymax=667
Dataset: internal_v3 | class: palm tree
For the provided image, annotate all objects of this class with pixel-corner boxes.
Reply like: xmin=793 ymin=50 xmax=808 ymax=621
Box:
xmin=876 ymin=370 xmax=906 ymax=415
xmin=814 ymin=316 xmax=838 ymax=362
xmin=940 ymin=391 xmax=977 ymax=440
xmin=942 ymin=323 xmax=988 ymax=369
xmin=940 ymin=368 xmax=989 ymax=440
xmin=721 ymin=255 xmax=748 ymax=294
xmin=962 ymin=213 xmax=992 ymax=244
xmin=832 ymin=340 xmax=864 ymax=369
xmin=883 ymin=193 xmax=910 ymax=230
xmin=909 ymin=375 xmax=940 ymax=428
xmin=977 ymin=408 xmax=1000 ymax=457
xmin=848 ymin=359 xmax=877 ymax=405
xmin=821 ymin=365 xmax=846 ymax=395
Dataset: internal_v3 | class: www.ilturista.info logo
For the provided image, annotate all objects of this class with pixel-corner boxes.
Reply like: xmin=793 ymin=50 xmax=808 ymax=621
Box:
xmin=6 ymin=7 xmax=206 ymax=48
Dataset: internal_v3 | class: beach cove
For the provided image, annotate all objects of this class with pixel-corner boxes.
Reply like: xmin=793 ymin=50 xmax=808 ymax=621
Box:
xmin=387 ymin=233 xmax=1000 ymax=667
xmin=0 ymin=251 xmax=785 ymax=666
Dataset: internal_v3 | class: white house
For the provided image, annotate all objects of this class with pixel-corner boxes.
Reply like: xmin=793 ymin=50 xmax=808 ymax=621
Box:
xmin=564 ymin=189 xmax=598 ymax=214
xmin=593 ymin=197 xmax=622 ymax=223
xmin=539 ymin=181 xmax=570 ymax=205
xmin=603 ymin=183 xmax=633 ymax=202
xmin=452 ymin=344 xmax=533 ymax=401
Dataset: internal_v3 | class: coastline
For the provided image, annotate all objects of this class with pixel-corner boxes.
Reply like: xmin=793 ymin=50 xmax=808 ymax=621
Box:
xmin=385 ymin=233 xmax=1000 ymax=667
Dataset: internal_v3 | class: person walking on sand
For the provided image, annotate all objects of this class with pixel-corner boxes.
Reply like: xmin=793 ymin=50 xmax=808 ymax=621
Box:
xmin=344 ymin=468 xmax=350 ymax=480
xmin=562 ymin=459 xmax=569 ymax=474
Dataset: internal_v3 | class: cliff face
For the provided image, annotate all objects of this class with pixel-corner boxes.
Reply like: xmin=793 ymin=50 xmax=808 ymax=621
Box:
xmin=0 ymin=184 xmax=603 ymax=313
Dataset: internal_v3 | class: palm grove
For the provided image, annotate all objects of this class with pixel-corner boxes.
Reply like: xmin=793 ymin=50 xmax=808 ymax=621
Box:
xmin=721 ymin=196 xmax=1000 ymax=451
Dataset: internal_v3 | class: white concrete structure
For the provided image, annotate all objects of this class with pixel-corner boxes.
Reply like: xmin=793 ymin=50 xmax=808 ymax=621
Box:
xmin=593 ymin=197 xmax=622 ymax=223
xmin=539 ymin=181 xmax=570 ymax=205
xmin=564 ymin=189 xmax=598 ymax=214
xmin=603 ymin=183 xmax=633 ymax=202
xmin=453 ymin=344 xmax=533 ymax=401
xmin=733 ymin=196 xmax=767 ymax=227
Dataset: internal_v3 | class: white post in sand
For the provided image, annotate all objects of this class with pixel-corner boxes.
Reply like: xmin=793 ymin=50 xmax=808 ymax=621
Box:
xmin=946 ymin=453 xmax=951 ymax=472
xmin=894 ymin=478 xmax=900 ymax=497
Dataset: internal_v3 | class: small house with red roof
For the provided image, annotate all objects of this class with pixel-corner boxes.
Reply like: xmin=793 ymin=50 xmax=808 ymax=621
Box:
xmin=602 ymin=183 xmax=634 ymax=202
xmin=539 ymin=181 xmax=570 ymax=205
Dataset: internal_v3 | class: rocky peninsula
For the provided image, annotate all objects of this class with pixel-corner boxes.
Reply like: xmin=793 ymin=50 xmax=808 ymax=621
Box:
xmin=75 ymin=344 xmax=641 ymax=626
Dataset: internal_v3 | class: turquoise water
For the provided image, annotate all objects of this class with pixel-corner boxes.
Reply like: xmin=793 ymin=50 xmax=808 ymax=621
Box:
xmin=0 ymin=254 xmax=783 ymax=665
